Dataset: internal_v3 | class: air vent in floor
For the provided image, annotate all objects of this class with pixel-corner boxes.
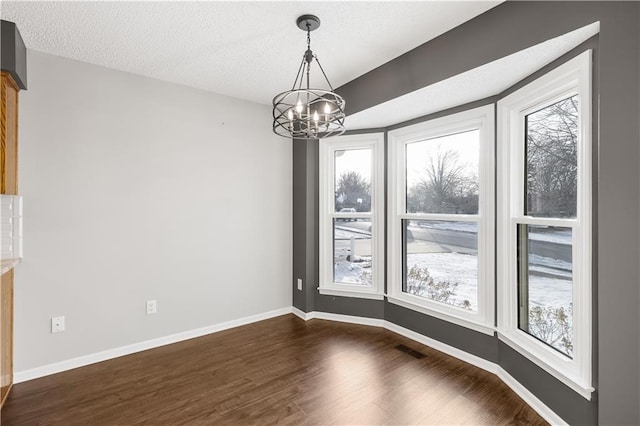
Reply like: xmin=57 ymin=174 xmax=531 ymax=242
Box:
xmin=394 ymin=344 xmax=427 ymax=359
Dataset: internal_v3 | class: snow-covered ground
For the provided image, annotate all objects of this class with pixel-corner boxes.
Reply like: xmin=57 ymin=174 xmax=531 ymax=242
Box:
xmin=529 ymin=254 xmax=572 ymax=279
xmin=416 ymin=221 xmax=478 ymax=233
xmin=334 ymin=257 xmax=371 ymax=285
xmin=405 ymin=251 xmax=571 ymax=308
xmin=528 ymin=273 xmax=572 ymax=309
xmin=407 ymin=252 xmax=478 ymax=309
xmin=529 ymin=228 xmax=571 ymax=245
xmin=334 ymin=227 xmax=369 ymax=240
xmin=334 ymin=225 xmax=372 ymax=285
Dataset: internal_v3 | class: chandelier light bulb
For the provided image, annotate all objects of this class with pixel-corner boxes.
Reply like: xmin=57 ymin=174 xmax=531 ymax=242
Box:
xmin=296 ymin=100 xmax=303 ymax=114
xmin=313 ymin=110 xmax=319 ymax=123
xmin=287 ymin=109 xmax=294 ymax=121
xmin=323 ymin=102 xmax=331 ymax=123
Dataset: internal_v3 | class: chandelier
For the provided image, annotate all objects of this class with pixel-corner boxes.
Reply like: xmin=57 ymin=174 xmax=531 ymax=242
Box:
xmin=272 ymin=14 xmax=346 ymax=139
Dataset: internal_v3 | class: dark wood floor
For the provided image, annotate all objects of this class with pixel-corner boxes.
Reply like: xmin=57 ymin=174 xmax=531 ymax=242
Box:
xmin=1 ymin=314 xmax=546 ymax=425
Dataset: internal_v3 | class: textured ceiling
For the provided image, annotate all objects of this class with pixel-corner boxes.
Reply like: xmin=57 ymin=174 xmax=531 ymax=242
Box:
xmin=346 ymin=22 xmax=600 ymax=130
xmin=1 ymin=1 xmax=501 ymax=106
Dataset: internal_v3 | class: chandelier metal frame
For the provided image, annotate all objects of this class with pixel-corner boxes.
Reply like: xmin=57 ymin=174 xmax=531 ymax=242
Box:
xmin=272 ymin=15 xmax=346 ymax=139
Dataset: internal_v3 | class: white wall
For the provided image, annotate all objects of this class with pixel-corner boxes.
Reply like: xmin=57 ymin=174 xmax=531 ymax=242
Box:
xmin=14 ymin=51 xmax=292 ymax=372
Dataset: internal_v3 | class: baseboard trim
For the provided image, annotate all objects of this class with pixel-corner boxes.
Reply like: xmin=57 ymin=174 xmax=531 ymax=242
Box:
xmin=309 ymin=311 xmax=385 ymax=327
xmin=497 ymin=367 xmax=568 ymax=426
xmin=14 ymin=307 xmax=292 ymax=384
xmin=383 ymin=321 xmax=498 ymax=375
xmin=295 ymin=310 xmax=567 ymax=426
xmin=291 ymin=306 xmax=309 ymax=320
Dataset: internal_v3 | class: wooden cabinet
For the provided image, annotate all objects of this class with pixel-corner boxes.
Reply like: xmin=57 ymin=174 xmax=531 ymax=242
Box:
xmin=1 ymin=70 xmax=20 ymax=407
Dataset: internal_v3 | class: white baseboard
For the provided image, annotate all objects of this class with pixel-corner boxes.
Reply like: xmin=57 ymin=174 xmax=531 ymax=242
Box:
xmin=295 ymin=309 xmax=567 ymax=426
xmin=14 ymin=307 xmax=292 ymax=384
xmin=309 ymin=311 xmax=385 ymax=327
xmin=291 ymin=306 xmax=309 ymax=320
xmin=383 ymin=321 xmax=498 ymax=374
xmin=497 ymin=367 xmax=568 ymax=425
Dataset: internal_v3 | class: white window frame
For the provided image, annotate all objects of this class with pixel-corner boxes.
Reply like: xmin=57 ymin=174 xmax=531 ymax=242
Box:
xmin=387 ymin=105 xmax=495 ymax=335
xmin=319 ymin=132 xmax=385 ymax=300
xmin=497 ymin=50 xmax=593 ymax=399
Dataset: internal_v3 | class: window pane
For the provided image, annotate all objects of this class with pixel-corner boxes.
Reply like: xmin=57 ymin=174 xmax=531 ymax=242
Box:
xmin=333 ymin=218 xmax=372 ymax=285
xmin=406 ymin=130 xmax=479 ymax=214
xmin=335 ymin=149 xmax=372 ymax=213
xmin=517 ymin=225 xmax=573 ymax=358
xmin=403 ymin=220 xmax=478 ymax=311
xmin=525 ymin=96 xmax=578 ymax=218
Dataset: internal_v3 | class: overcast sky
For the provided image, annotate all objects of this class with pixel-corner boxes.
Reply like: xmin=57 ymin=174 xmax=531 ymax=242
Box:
xmin=333 ymin=129 xmax=479 ymax=189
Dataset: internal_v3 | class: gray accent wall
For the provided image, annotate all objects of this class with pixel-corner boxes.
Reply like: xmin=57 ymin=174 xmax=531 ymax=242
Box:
xmin=292 ymin=2 xmax=640 ymax=425
xmin=292 ymin=139 xmax=318 ymax=313
xmin=498 ymin=341 xmax=596 ymax=425
xmin=386 ymin=303 xmax=498 ymax=363
xmin=315 ymin=295 xmax=384 ymax=319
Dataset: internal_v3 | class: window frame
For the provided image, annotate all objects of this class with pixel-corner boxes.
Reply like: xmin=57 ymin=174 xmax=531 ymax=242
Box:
xmin=319 ymin=132 xmax=385 ymax=300
xmin=388 ymin=105 xmax=495 ymax=334
xmin=497 ymin=50 xmax=593 ymax=399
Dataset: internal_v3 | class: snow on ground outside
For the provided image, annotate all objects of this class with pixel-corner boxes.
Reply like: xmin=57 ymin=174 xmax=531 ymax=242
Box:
xmin=407 ymin=252 xmax=571 ymax=311
xmin=335 ymin=259 xmax=371 ymax=285
xmin=528 ymin=274 xmax=572 ymax=309
xmin=407 ymin=252 xmax=478 ymax=310
xmin=528 ymin=229 xmax=571 ymax=245
xmin=334 ymin=225 xmax=372 ymax=285
xmin=334 ymin=228 xmax=369 ymax=240
xmin=415 ymin=221 xmax=478 ymax=233
xmin=529 ymin=254 xmax=572 ymax=278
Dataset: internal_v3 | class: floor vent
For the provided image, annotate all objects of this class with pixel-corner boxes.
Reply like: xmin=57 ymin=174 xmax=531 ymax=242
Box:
xmin=394 ymin=344 xmax=427 ymax=359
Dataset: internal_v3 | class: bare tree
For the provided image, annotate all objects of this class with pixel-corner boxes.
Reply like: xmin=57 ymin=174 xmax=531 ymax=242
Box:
xmin=335 ymin=171 xmax=370 ymax=211
xmin=526 ymin=96 xmax=578 ymax=217
xmin=407 ymin=148 xmax=478 ymax=214
xmin=425 ymin=150 xmax=464 ymax=210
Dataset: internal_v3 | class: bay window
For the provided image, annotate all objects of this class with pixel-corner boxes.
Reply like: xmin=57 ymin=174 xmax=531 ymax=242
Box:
xmin=388 ymin=106 xmax=495 ymax=333
xmin=497 ymin=50 xmax=592 ymax=398
xmin=319 ymin=133 xmax=385 ymax=299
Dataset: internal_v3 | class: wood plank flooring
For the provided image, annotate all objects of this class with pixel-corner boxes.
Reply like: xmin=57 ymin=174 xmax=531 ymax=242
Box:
xmin=1 ymin=314 xmax=547 ymax=425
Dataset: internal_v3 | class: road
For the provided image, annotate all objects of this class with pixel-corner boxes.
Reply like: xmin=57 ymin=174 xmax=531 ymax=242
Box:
xmin=339 ymin=221 xmax=571 ymax=263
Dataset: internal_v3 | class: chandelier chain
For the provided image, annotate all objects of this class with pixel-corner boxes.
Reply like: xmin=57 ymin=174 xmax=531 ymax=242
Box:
xmin=291 ymin=57 xmax=305 ymax=91
xmin=314 ymin=55 xmax=335 ymax=92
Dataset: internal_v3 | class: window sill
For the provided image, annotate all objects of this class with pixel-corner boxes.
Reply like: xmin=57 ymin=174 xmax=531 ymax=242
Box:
xmin=386 ymin=295 xmax=495 ymax=336
xmin=497 ymin=330 xmax=594 ymax=400
xmin=318 ymin=287 xmax=384 ymax=300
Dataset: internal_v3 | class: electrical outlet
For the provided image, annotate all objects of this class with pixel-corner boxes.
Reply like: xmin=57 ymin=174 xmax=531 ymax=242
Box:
xmin=51 ymin=316 xmax=65 ymax=333
xmin=146 ymin=300 xmax=157 ymax=315
xmin=297 ymin=278 xmax=303 ymax=291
